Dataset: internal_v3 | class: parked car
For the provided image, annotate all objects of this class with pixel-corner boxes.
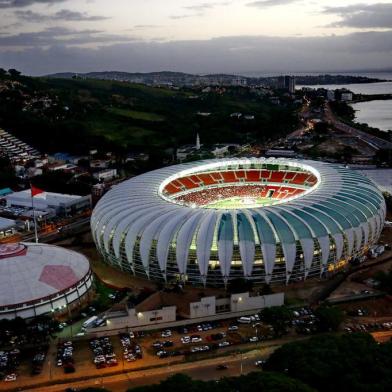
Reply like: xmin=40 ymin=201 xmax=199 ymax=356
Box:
xmin=161 ymin=330 xmax=172 ymax=338
xmin=216 ymin=364 xmax=228 ymax=370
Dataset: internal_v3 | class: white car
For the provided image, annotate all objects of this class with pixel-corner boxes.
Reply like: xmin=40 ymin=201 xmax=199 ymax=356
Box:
xmin=181 ymin=336 xmax=191 ymax=344
xmin=228 ymin=325 xmax=238 ymax=331
xmin=218 ymin=341 xmax=230 ymax=347
xmin=191 ymin=336 xmax=202 ymax=343
xmin=249 ymin=336 xmax=258 ymax=342
xmin=161 ymin=330 xmax=172 ymax=338
xmin=4 ymin=374 xmax=17 ymax=382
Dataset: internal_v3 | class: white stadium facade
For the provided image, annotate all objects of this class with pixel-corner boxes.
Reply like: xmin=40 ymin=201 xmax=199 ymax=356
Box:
xmin=0 ymin=243 xmax=93 ymax=319
xmin=91 ymin=158 xmax=386 ymax=287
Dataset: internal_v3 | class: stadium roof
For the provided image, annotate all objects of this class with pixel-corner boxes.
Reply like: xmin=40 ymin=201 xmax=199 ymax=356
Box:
xmin=0 ymin=243 xmax=90 ymax=307
xmin=92 ymin=158 xmax=386 ymax=282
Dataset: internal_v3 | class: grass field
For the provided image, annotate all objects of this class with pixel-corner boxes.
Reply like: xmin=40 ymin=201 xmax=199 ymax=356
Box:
xmin=204 ymin=196 xmax=278 ymax=209
xmin=108 ymin=107 xmax=165 ymax=122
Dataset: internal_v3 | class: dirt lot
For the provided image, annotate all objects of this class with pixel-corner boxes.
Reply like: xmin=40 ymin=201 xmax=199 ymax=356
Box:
xmin=338 ymin=297 xmax=392 ymax=319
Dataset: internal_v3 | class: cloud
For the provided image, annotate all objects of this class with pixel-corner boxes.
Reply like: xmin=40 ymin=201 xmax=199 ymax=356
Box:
xmin=184 ymin=2 xmax=230 ymax=11
xmin=170 ymin=1 xmax=230 ymax=20
xmin=15 ymin=9 xmax=110 ymax=22
xmin=170 ymin=13 xmax=202 ymax=20
xmin=247 ymin=0 xmax=299 ymax=8
xmin=324 ymin=3 xmax=392 ymax=29
xmin=1 ymin=30 xmax=392 ymax=76
xmin=0 ymin=0 xmax=65 ymax=8
xmin=134 ymin=25 xmax=161 ymax=29
xmin=0 ymin=26 xmax=133 ymax=47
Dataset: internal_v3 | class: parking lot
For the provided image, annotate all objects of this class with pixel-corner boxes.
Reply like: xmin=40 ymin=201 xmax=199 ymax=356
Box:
xmin=0 ymin=306 xmax=327 ymax=388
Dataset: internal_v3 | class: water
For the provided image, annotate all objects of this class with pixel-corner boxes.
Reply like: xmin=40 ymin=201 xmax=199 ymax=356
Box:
xmin=350 ymin=100 xmax=392 ymax=132
xmin=297 ymin=81 xmax=392 ymax=95
xmin=294 ymin=72 xmax=392 ymax=132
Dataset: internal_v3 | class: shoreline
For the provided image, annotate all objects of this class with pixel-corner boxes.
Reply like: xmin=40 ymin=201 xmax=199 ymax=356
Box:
xmin=350 ymin=99 xmax=392 ymax=133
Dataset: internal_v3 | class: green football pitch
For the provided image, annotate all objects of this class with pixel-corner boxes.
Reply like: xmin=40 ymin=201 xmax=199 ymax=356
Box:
xmin=204 ymin=196 xmax=278 ymax=209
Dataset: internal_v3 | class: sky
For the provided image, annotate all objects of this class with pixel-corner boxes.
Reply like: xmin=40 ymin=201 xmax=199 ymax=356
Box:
xmin=0 ymin=0 xmax=392 ymax=75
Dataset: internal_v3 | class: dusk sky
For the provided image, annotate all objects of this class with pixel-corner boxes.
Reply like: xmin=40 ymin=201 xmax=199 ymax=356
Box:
xmin=0 ymin=0 xmax=392 ymax=75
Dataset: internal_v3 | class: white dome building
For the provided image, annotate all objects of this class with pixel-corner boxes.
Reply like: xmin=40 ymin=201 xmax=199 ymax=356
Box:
xmin=0 ymin=243 xmax=93 ymax=319
xmin=91 ymin=158 xmax=385 ymax=287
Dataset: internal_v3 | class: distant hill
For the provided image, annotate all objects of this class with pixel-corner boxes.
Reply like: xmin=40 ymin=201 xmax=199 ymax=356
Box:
xmin=45 ymin=71 xmax=389 ymax=87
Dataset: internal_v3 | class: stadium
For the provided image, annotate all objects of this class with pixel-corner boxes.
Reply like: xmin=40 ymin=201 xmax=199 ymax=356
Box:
xmin=0 ymin=243 xmax=93 ymax=319
xmin=91 ymin=158 xmax=386 ymax=287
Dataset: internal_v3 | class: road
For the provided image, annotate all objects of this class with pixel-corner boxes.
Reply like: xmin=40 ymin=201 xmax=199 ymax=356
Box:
xmin=324 ymin=103 xmax=392 ymax=152
xmin=22 ymin=217 xmax=91 ymax=243
xmin=371 ymin=330 xmax=392 ymax=343
xmin=23 ymin=346 xmax=275 ymax=392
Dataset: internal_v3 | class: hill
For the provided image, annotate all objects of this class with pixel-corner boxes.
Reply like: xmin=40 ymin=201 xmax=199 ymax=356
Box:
xmin=0 ymin=72 xmax=299 ymax=157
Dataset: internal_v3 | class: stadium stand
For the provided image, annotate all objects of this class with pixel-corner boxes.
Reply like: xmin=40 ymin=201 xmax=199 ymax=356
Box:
xmin=163 ymin=169 xmax=316 ymax=196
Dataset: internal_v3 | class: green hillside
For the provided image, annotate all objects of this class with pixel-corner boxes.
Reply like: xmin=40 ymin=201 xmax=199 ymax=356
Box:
xmin=0 ymin=72 xmax=299 ymax=155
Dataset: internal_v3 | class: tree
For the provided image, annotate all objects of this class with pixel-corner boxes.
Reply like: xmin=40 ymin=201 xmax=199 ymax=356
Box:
xmin=7 ymin=68 xmax=21 ymax=78
xmin=314 ymin=305 xmax=344 ymax=331
xmin=129 ymin=372 xmax=316 ymax=392
xmin=265 ymin=333 xmax=392 ymax=392
xmin=374 ymin=269 xmax=392 ymax=294
xmin=259 ymin=305 xmax=293 ymax=337
xmin=313 ymin=121 xmax=329 ymax=135
xmin=374 ymin=149 xmax=392 ymax=167
xmin=342 ymin=146 xmax=356 ymax=163
xmin=0 ymin=157 xmax=19 ymax=189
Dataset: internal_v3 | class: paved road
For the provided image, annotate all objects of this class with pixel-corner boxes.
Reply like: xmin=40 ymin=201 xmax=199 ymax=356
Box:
xmin=324 ymin=103 xmax=392 ymax=152
xmin=371 ymin=330 xmax=392 ymax=343
xmin=22 ymin=217 xmax=91 ymax=243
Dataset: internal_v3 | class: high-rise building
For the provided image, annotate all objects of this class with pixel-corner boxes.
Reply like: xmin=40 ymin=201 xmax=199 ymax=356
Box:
xmin=284 ymin=75 xmax=296 ymax=94
xmin=277 ymin=75 xmax=296 ymax=93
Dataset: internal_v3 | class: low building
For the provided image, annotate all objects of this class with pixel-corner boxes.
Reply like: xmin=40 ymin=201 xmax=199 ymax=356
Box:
xmin=335 ymin=89 xmax=353 ymax=102
xmin=47 ymin=162 xmax=78 ymax=172
xmin=5 ymin=190 xmax=91 ymax=217
xmin=0 ymin=217 xmax=18 ymax=239
xmin=176 ymin=145 xmax=199 ymax=161
xmin=87 ymin=291 xmax=284 ymax=332
xmin=211 ymin=144 xmax=239 ymax=158
xmin=93 ymin=169 xmax=117 ymax=182
xmin=265 ymin=149 xmax=297 ymax=158
xmin=0 ymin=243 xmax=93 ymax=319
xmin=0 ymin=187 xmax=13 ymax=198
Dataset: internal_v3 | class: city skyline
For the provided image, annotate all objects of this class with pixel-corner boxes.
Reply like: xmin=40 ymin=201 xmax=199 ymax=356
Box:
xmin=0 ymin=1 xmax=392 ymax=76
